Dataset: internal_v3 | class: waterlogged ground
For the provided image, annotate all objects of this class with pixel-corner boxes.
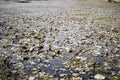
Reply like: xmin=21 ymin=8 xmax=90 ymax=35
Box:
xmin=0 ymin=0 xmax=120 ymax=80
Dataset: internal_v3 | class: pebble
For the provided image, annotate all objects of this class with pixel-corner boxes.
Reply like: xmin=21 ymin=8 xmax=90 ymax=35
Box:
xmin=60 ymin=73 xmax=67 ymax=77
xmin=29 ymin=76 xmax=35 ymax=80
xmin=80 ymin=57 xmax=87 ymax=61
xmin=103 ymin=62 xmax=109 ymax=66
xmin=30 ymin=61 xmax=36 ymax=65
xmin=94 ymin=74 xmax=105 ymax=80
xmin=72 ymin=77 xmax=82 ymax=80
xmin=0 ymin=0 xmax=120 ymax=80
xmin=94 ymin=50 xmax=101 ymax=56
xmin=118 ymin=71 xmax=120 ymax=74
xmin=72 ymin=73 xmax=79 ymax=77
xmin=65 ymin=47 xmax=73 ymax=53
xmin=29 ymin=47 xmax=34 ymax=52
xmin=75 ymin=56 xmax=81 ymax=59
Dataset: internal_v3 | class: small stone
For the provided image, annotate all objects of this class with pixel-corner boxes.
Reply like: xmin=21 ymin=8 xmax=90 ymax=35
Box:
xmin=29 ymin=47 xmax=34 ymax=52
xmin=18 ymin=55 xmax=23 ymax=61
xmin=30 ymin=61 xmax=35 ymax=65
xmin=95 ymin=46 xmax=102 ymax=49
xmin=49 ymin=75 xmax=54 ymax=78
xmin=29 ymin=76 xmax=35 ymax=80
xmin=94 ymin=74 xmax=105 ymax=80
xmin=94 ymin=50 xmax=101 ymax=56
xmin=80 ymin=57 xmax=87 ymax=61
xmin=111 ymin=27 xmax=118 ymax=33
xmin=112 ymin=72 xmax=115 ymax=76
xmin=60 ymin=73 xmax=67 ymax=77
xmin=118 ymin=71 xmax=120 ymax=74
xmin=65 ymin=47 xmax=73 ymax=53
xmin=73 ymin=77 xmax=83 ymax=80
xmin=72 ymin=73 xmax=79 ymax=77
xmin=75 ymin=56 xmax=81 ymax=59
xmin=65 ymin=47 xmax=71 ymax=52
xmin=75 ymin=68 xmax=81 ymax=71
xmin=104 ymin=62 xmax=109 ymax=66
xmin=12 ymin=70 xmax=17 ymax=73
